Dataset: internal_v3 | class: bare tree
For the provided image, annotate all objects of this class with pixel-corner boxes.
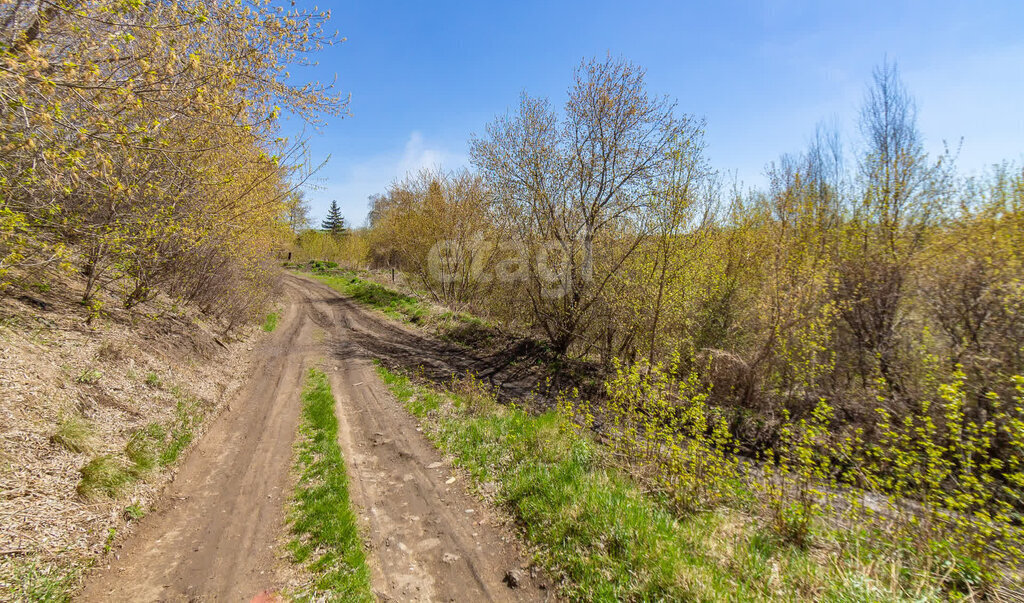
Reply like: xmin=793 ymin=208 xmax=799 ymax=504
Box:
xmin=641 ymin=132 xmax=718 ymax=366
xmin=835 ymin=61 xmax=944 ymax=396
xmin=471 ymin=55 xmax=701 ymax=355
xmin=287 ymin=190 xmax=312 ymax=233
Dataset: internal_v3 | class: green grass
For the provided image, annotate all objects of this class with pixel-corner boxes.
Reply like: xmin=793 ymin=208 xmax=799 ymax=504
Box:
xmin=307 ymin=271 xmax=500 ymax=347
xmin=376 ymin=365 xmax=935 ymax=602
xmin=262 ymin=311 xmax=280 ymax=332
xmin=287 ymin=368 xmax=373 ymax=601
xmin=124 ymin=502 xmax=145 ymax=520
xmin=51 ymin=414 xmax=96 ymax=454
xmin=61 ymin=385 xmax=206 ymax=601
xmin=76 ymin=387 xmax=206 ymax=500
xmin=103 ymin=527 xmax=117 ymax=554
xmin=144 ymin=371 xmax=161 ymax=388
xmin=0 ymin=559 xmax=85 ymax=603
xmin=76 ymin=455 xmax=133 ymax=500
xmin=74 ymin=368 xmax=102 ymax=384
xmin=435 ymin=310 xmax=500 ymax=347
xmin=311 ymin=272 xmax=428 ymax=324
xmin=159 ymin=392 xmax=203 ymax=466
xmin=125 ymin=422 xmax=167 ymax=476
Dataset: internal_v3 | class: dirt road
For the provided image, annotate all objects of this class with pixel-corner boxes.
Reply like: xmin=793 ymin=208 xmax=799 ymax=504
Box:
xmin=78 ymin=274 xmax=547 ymax=602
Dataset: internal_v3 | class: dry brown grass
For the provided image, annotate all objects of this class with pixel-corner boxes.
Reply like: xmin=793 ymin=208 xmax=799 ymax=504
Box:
xmin=0 ymin=269 xmax=260 ymax=597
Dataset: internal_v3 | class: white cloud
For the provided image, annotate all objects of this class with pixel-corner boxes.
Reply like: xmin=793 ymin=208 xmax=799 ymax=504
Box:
xmin=398 ymin=131 xmax=464 ymax=175
xmin=307 ymin=131 xmax=467 ymax=227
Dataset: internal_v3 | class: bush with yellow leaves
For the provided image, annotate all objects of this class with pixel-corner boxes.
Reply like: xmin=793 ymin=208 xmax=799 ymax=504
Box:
xmin=561 ymin=358 xmax=1024 ymax=595
xmin=1 ymin=0 xmax=345 ymax=323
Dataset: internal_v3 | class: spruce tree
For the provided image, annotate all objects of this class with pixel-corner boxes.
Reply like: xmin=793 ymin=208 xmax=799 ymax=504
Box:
xmin=320 ymin=200 xmax=347 ymax=238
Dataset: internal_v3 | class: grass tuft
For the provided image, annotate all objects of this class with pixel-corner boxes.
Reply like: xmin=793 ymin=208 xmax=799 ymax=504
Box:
xmin=52 ymin=414 xmax=96 ymax=454
xmin=159 ymin=394 xmax=203 ymax=466
xmin=124 ymin=502 xmax=145 ymax=520
xmin=288 ymin=368 xmax=373 ymax=601
xmin=125 ymin=422 xmax=166 ymax=476
xmin=262 ymin=311 xmax=280 ymax=332
xmin=74 ymin=387 xmax=206 ymax=501
xmin=1 ymin=559 xmax=84 ymax=603
xmin=74 ymin=368 xmax=102 ymax=384
xmin=76 ymin=455 xmax=133 ymax=500
xmin=144 ymin=371 xmax=161 ymax=388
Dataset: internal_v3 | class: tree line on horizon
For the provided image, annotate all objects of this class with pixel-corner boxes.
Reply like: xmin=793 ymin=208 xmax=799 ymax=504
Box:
xmin=285 ymin=196 xmax=366 ymax=265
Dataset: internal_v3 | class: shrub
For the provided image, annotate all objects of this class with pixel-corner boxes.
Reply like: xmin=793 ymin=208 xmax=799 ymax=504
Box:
xmin=308 ymin=259 xmax=339 ymax=273
xmin=560 ymin=361 xmax=1024 ymax=594
xmin=1 ymin=1 xmax=343 ymax=326
xmin=853 ymin=370 xmax=1024 ymax=587
xmin=756 ymin=401 xmax=839 ymax=548
xmin=589 ymin=356 xmax=743 ymax=514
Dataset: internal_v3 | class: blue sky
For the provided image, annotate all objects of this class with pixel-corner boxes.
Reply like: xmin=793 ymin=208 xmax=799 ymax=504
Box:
xmin=287 ymin=1 xmax=1024 ymax=227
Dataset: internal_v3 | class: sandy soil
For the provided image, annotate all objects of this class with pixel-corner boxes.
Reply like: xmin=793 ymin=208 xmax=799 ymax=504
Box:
xmin=76 ymin=274 xmax=549 ymax=602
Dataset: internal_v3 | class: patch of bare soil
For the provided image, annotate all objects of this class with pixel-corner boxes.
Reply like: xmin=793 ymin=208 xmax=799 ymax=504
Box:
xmin=0 ymin=274 xmax=259 ymax=596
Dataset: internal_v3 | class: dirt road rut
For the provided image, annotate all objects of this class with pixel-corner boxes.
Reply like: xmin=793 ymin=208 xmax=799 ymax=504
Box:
xmin=77 ymin=275 xmax=546 ymax=602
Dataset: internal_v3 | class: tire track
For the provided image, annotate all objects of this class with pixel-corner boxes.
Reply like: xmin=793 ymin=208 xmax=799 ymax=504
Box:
xmin=295 ymin=275 xmax=549 ymax=601
xmin=78 ymin=282 xmax=315 ymax=601
xmin=77 ymin=275 xmax=549 ymax=602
